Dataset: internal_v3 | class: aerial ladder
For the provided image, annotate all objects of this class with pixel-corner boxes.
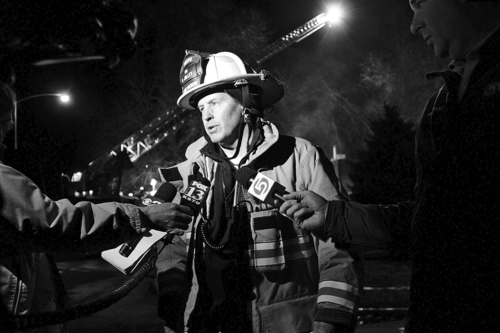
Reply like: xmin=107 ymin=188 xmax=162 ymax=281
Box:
xmin=68 ymin=10 xmax=342 ymax=198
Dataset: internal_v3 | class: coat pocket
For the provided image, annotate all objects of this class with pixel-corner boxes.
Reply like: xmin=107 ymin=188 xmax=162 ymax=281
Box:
xmin=249 ymin=210 xmax=285 ymax=272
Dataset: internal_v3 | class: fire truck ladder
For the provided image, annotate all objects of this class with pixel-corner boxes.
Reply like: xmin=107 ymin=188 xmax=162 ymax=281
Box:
xmin=100 ymin=12 xmax=332 ymax=165
xmin=82 ymin=11 xmax=332 ymax=193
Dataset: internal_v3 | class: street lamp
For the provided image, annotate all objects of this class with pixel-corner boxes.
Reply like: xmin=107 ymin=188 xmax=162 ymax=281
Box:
xmin=14 ymin=92 xmax=71 ymax=149
xmin=326 ymin=4 xmax=345 ymax=25
xmin=17 ymin=93 xmax=71 ymax=104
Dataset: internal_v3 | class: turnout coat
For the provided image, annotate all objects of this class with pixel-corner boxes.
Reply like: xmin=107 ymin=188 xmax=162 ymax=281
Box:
xmin=156 ymin=121 xmax=363 ymax=333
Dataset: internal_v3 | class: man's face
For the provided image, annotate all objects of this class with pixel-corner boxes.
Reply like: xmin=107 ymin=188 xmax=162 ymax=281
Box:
xmin=409 ymin=0 xmax=476 ymax=60
xmin=197 ymin=92 xmax=242 ymax=148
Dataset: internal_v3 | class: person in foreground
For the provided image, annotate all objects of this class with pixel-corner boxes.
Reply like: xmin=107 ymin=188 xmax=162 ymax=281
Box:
xmin=280 ymin=1 xmax=500 ymax=332
xmin=0 ymin=82 xmax=194 ymax=332
xmin=155 ymin=50 xmax=363 ymax=333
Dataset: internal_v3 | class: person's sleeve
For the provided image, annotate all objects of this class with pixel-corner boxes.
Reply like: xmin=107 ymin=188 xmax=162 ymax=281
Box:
xmin=324 ymin=200 xmax=413 ymax=251
xmin=298 ymin=147 xmax=362 ymax=332
xmin=0 ymin=163 xmax=142 ymax=253
xmin=156 ymin=162 xmax=192 ymax=332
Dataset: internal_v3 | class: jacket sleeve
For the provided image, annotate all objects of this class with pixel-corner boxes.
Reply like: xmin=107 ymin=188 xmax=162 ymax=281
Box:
xmin=297 ymin=147 xmax=363 ymax=332
xmin=324 ymin=200 xmax=414 ymax=251
xmin=0 ymin=163 xmax=142 ymax=253
xmin=156 ymin=161 xmax=193 ymax=331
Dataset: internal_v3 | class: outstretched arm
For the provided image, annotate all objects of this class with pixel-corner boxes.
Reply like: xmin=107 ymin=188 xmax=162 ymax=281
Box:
xmin=0 ymin=163 xmax=193 ymax=253
xmin=280 ymin=190 xmax=413 ymax=249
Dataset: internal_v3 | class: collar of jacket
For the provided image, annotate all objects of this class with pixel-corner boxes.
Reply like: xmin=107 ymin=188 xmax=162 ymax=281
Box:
xmin=425 ymin=26 xmax=500 ymax=81
xmin=185 ymin=120 xmax=280 ymax=166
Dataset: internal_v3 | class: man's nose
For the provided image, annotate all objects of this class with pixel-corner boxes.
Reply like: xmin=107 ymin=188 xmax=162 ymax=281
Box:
xmin=201 ymin=108 xmax=213 ymax=121
xmin=410 ymin=15 xmax=423 ymax=35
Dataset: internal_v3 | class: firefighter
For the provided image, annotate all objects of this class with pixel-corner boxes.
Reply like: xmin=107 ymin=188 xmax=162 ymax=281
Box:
xmin=156 ymin=50 xmax=363 ymax=333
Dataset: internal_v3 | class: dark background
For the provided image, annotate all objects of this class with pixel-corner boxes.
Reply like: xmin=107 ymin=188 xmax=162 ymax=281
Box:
xmin=1 ymin=0 xmax=440 ymax=201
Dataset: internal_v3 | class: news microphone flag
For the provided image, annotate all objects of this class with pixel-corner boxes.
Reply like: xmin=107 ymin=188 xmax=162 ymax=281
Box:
xmin=235 ymin=167 xmax=286 ymax=206
xmin=180 ymin=178 xmax=211 ymax=213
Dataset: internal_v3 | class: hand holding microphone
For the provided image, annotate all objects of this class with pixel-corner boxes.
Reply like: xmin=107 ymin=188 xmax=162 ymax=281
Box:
xmin=279 ymin=191 xmax=328 ymax=231
xmin=120 ymin=182 xmax=194 ymax=257
xmin=235 ymin=167 xmax=287 ymax=206
xmin=235 ymin=167 xmax=327 ymax=231
xmin=138 ymin=182 xmax=194 ymax=232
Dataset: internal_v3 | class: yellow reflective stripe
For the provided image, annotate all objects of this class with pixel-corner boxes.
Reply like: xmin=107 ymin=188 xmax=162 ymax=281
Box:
xmin=319 ymin=281 xmax=360 ymax=296
xmin=318 ymin=281 xmax=359 ymax=310
xmin=249 ymin=254 xmax=285 ymax=266
xmin=253 ymin=233 xmax=310 ymax=251
xmin=317 ymin=295 xmax=356 ymax=310
xmin=249 ymin=234 xmax=314 ymax=267
xmin=253 ymin=240 xmax=282 ymax=251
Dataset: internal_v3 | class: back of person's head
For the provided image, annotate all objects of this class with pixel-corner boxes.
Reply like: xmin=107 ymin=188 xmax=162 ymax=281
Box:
xmin=0 ymin=82 xmax=15 ymax=124
xmin=177 ymin=50 xmax=284 ymax=118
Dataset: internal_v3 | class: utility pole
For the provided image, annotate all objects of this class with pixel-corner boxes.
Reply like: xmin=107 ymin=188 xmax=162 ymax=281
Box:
xmin=332 ymin=145 xmax=346 ymax=182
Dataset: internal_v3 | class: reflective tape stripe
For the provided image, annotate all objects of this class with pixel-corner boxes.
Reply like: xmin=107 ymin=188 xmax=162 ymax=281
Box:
xmin=249 ymin=234 xmax=314 ymax=267
xmin=253 ymin=233 xmax=310 ymax=250
xmin=253 ymin=240 xmax=282 ymax=251
xmin=318 ymin=281 xmax=360 ymax=310
xmin=250 ymin=254 xmax=286 ymax=266
xmin=253 ymin=247 xmax=284 ymax=259
xmin=319 ymin=281 xmax=360 ymax=295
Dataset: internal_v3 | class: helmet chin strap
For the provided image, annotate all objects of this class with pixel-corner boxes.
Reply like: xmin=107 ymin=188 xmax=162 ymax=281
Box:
xmin=223 ymin=83 xmax=260 ymax=163
xmin=223 ymin=114 xmax=247 ymax=161
xmin=204 ymin=84 xmax=262 ymax=163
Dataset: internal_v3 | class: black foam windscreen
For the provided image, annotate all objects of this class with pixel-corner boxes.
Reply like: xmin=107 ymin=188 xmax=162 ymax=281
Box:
xmin=153 ymin=182 xmax=177 ymax=202
xmin=235 ymin=166 xmax=257 ymax=189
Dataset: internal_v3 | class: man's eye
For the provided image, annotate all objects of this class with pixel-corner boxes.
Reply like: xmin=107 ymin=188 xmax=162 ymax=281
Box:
xmin=415 ymin=0 xmax=425 ymax=8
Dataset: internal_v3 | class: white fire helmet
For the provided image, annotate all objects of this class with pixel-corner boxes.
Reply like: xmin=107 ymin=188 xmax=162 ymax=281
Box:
xmin=177 ymin=50 xmax=284 ymax=111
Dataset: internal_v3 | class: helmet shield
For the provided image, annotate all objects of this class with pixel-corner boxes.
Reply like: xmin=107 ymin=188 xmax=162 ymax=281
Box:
xmin=180 ymin=50 xmax=209 ymax=99
xmin=177 ymin=50 xmax=284 ymax=110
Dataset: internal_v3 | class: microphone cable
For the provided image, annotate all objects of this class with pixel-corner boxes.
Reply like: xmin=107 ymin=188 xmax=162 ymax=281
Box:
xmin=3 ymin=240 xmax=170 ymax=332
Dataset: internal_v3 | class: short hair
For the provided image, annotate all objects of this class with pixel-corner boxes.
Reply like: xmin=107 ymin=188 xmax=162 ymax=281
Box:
xmin=0 ymin=82 xmax=16 ymax=123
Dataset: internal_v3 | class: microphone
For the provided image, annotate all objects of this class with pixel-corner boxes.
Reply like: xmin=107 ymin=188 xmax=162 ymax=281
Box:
xmin=235 ymin=167 xmax=287 ymax=206
xmin=180 ymin=178 xmax=211 ymax=214
xmin=119 ymin=182 xmax=177 ymax=257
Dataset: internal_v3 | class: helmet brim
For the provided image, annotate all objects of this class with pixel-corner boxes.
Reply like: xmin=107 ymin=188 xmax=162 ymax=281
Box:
xmin=177 ymin=73 xmax=284 ymax=110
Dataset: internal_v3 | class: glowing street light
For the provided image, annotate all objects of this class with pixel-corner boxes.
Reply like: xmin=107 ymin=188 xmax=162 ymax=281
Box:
xmin=14 ymin=92 xmax=72 ymax=149
xmin=59 ymin=94 xmax=71 ymax=103
xmin=17 ymin=93 xmax=71 ymax=104
xmin=326 ymin=4 xmax=345 ymax=25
